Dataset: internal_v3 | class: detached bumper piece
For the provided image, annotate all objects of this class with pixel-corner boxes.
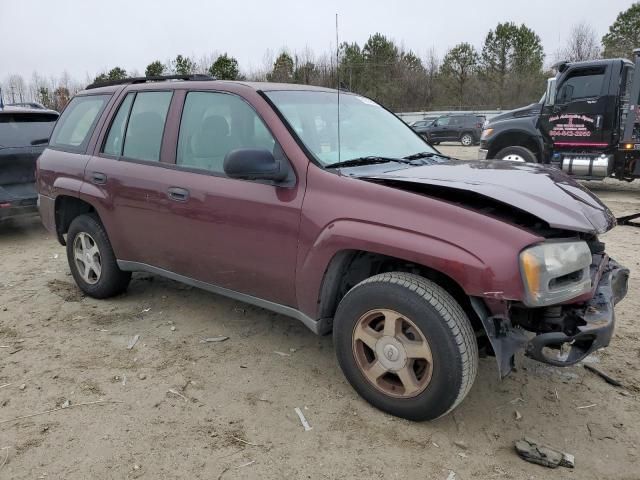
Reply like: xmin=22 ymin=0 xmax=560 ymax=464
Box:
xmin=525 ymin=258 xmax=629 ymax=367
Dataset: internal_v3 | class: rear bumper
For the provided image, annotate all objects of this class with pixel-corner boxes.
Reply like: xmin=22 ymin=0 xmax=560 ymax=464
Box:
xmin=0 ymin=203 xmax=38 ymax=221
xmin=525 ymin=257 xmax=629 ymax=367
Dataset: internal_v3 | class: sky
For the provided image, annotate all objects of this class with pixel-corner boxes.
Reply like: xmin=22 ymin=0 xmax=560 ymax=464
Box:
xmin=0 ymin=0 xmax=635 ymax=81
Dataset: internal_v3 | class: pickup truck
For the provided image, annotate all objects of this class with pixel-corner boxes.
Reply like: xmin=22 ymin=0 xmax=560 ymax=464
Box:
xmin=37 ymin=76 xmax=629 ymax=421
xmin=0 ymin=105 xmax=58 ymax=221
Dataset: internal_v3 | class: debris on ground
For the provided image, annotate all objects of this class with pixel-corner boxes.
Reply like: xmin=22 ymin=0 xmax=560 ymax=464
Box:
xmin=584 ymin=364 xmax=623 ymax=387
xmin=587 ymin=423 xmax=616 ymax=440
xmin=170 ymin=326 xmax=176 ymax=331
xmin=138 ymin=373 xmax=147 ymax=380
xmin=168 ymin=389 xmax=187 ymax=402
xmin=294 ymin=407 xmax=312 ymax=431
xmin=514 ymin=437 xmax=575 ymax=469
xmin=127 ymin=335 xmax=140 ymax=350
xmin=200 ymin=336 xmax=229 ymax=343
xmin=61 ymin=400 xmax=71 ymax=409
xmin=454 ymin=440 xmax=468 ymax=450
xmin=576 ymin=403 xmax=597 ymax=409
xmin=515 ymin=410 xmax=522 ymax=421
xmin=446 ymin=471 xmax=456 ymax=480
xmin=274 ymin=351 xmax=290 ymax=357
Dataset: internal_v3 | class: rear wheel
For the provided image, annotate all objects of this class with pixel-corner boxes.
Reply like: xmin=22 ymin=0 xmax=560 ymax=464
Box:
xmin=333 ymin=272 xmax=478 ymax=421
xmin=460 ymin=133 xmax=474 ymax=146
xmin=66 ymin=214 xmax=131 ymax=298
xmin=495 ymin=146 xmax=537 ymax=163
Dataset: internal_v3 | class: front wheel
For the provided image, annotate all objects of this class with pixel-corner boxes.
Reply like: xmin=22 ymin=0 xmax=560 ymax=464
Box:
xmin=66 ymin=214 xmax=131 ymax=298
xmin=494 ymin=146 xmax=537 ymax=163
xmin=333 ymin=272 xmax=478 ymax=421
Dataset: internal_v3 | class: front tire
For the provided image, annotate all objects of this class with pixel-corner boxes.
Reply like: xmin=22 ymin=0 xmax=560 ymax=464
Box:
xmin=66 ymin=214 xmax=131 ymax=298
xmin=333 ymin=272 xmax=478 ymax=421
xmin=494 ymin=146 xmax=537 ymax=163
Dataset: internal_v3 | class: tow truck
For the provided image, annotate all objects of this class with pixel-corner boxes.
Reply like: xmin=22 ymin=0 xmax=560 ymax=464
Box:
xmin=479 ymin=49 xmax=640 ymax=186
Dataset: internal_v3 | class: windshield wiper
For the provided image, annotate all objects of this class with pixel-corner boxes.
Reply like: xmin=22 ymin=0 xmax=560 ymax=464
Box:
xmin=325 ymin=156 xmax=413 ymax=169
xmin=403 ymin=151 xmax=450 ymax=161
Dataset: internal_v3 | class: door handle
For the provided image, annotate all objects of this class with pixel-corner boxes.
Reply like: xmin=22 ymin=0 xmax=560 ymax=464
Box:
xmin=167 ymin=187 xmax=190 ymax=202
xmin=91 ymin=172 xmax=107 ymax=184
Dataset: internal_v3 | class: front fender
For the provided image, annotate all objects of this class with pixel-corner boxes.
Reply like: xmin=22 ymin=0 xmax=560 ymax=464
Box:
xmin=296 ymin=219 xmax=520 ymax=319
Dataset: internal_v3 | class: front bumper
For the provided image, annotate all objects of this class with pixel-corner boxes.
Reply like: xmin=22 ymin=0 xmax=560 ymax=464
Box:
xmin=478 ymin=148 xmax=488 ymax=160
xmin=525 ymin=257 xmax=629 ymax=367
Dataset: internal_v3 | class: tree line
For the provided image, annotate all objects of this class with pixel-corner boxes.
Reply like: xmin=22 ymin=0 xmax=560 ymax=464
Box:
xmin=2 ymin=3 xmax=639 ymax=113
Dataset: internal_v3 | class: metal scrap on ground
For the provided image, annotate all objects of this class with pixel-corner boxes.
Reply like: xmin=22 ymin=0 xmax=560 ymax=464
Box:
xmin=515 ymin=437 xmax=575 ymax=469
xmin=294 ymin=407 xmax=312 ymax=431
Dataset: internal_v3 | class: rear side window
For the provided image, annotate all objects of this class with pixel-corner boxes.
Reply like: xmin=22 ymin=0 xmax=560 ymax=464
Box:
xmin=103 ymin=93 xmax=135 ymax=156
xmin=49 ymin=95 xmax=110 ymax=152
xmin=0 ymin=113 xmax=58 ymax=148
xmin=122 ymin=92 xmax=172 ymax=162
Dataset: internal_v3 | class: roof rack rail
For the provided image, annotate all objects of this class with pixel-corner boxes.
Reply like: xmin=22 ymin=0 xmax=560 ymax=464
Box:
xmin=86 ymin=74 xmax=216 ymax=90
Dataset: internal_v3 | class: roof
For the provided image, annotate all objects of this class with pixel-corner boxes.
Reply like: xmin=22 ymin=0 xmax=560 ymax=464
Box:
xmin=78 ymin=78 xmax=342 ymax=96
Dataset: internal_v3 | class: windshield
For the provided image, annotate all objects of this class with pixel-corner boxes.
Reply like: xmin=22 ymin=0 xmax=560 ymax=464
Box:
xmin=265 ymin=90 xmax=435 ymax=166
xmin=0 ymin=113 xmax=58 ymax=148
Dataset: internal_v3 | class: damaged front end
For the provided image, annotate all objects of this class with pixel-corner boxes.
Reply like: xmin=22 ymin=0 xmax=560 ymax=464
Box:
xmin=473 ymin=252 xmax=629 ymax=377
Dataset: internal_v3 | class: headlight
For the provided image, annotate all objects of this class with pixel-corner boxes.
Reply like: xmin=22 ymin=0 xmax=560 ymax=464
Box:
xmin=519 ymin=241 xmax=592 ymax=306
xmin=480 ymin=128 xmax=494 ymax=140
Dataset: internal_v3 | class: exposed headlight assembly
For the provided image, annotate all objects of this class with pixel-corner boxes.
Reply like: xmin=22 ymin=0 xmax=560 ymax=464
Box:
xmin=520 ymin=241 xmax=592 ymax=307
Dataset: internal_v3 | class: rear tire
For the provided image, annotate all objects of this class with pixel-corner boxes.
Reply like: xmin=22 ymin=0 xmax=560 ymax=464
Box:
xmin=333 ymin=272 xmax=478 ymax=421
xmin=494 ymin=146 xmax=537 ymax=163
xmin=460 ymin=133 xmax=474 ymax=146
xmin=66 ymin=214 xmax=131 ymax=298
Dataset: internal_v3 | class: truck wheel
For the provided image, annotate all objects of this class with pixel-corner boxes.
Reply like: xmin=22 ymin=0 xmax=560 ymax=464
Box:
xmin=333 ymin=272 xmax=478 ymax=421
xmin=495 ymin=146 xmax=537 ymax=163
xmin=460 ymin=133 xmax=474 ymax=146
xmin=66 ymin=214 xmax=131 ymax=298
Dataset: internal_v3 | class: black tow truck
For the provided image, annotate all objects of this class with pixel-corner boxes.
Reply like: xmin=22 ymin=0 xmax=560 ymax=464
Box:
xmin=479 ymin=49 xmax=640 ymax=184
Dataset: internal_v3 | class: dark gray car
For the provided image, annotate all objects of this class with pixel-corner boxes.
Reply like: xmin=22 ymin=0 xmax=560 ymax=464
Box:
xmin=423 ymin=114 xmax=484 ymax=146
xmin=0 ymin=106 xmax=58 ymax=220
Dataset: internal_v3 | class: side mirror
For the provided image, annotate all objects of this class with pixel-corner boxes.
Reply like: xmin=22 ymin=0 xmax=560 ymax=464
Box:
xmin=545 ymin=77 xmax=557 ymax=107
xmin=223 ymin=148 xmax=288 ymax=182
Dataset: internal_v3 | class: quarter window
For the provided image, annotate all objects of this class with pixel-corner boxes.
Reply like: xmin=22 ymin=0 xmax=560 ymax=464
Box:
xmin=49 ymin=95 xmax=110 ymax=151
xmin=176 ymin=91 xmax=276 ymax=174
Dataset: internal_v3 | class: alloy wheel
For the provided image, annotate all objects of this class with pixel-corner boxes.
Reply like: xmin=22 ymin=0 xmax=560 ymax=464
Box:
xmin=73 ymin=232 xmax=102 ymax=285
xmin=352 ymin=309 xmax=434 ymax=398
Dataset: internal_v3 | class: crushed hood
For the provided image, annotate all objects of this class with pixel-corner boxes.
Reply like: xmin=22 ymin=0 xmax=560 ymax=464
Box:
xmin=355 ymin=160 xmax=616 ymax=234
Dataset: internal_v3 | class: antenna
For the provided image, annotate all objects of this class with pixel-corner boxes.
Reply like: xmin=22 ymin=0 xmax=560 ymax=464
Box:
xmin=335 ymin=13 xmax=341 ymax=163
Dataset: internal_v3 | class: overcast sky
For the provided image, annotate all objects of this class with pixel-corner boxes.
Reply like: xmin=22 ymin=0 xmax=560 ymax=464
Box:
xmin=0 ymin=0 xmax=634 ymax=80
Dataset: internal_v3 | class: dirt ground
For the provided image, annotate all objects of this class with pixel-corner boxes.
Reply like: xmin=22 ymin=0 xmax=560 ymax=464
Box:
xmin=1 ymin=145 xmax=639 ymax=479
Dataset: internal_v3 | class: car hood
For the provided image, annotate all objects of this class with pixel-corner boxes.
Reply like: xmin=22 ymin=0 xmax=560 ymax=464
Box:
xmin=354 ymin=160 xmax=616 ymax=234
xmin=488 ymin=103 xmax=542 ymax=124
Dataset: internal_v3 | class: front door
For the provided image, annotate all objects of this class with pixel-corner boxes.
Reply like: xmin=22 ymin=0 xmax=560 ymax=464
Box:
xmin=147 ymin=90 xmax=303 ymax=307
xmin=539 ymin=65 xmax=610 ymax=149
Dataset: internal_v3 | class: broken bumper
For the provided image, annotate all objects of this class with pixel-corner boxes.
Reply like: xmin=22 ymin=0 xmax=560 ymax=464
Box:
xmin=525 ymin=258 xmax=629 ymax=367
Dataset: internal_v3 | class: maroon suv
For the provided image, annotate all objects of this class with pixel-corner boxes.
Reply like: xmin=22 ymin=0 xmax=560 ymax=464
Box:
xmin=37 ymin=75 xmax=629 ymax=421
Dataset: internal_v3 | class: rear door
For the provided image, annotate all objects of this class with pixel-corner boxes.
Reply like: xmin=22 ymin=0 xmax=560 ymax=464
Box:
xmin=539 ymin=65 xmax=610 ymax=148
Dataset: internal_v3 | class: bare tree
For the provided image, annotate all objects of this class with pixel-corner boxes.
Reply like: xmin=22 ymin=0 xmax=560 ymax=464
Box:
xmin=556 ymin=22 xmax=601 ymax=62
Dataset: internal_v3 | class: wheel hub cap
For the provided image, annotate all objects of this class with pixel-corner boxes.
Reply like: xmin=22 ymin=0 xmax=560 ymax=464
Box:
xmin=376 ymin=337 xmax=406 ymax=371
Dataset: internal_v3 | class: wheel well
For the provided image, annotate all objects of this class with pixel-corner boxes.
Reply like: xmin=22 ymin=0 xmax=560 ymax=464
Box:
xmin=54 ymin=196 xmax=97 ymax=245
xmin=488 ymin=132 xmax=540 ymax=160
xmin=318 ymin=250 xmax=483 ymax=333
